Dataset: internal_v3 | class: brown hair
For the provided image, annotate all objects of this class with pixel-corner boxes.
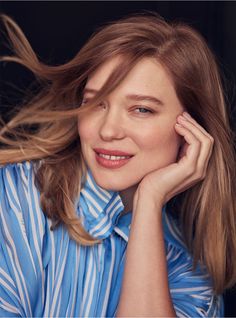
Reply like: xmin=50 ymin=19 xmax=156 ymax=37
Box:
xmin=0 ymin=12 xmax=235 ymax=294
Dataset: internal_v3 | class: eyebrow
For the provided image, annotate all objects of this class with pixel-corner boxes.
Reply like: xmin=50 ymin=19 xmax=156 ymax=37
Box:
xmin=83 ymin=88 xmax=164 ymax=106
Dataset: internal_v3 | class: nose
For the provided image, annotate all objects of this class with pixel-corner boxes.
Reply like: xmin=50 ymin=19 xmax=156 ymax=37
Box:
xmin=99 ymin=107 xmax=126 ymax=141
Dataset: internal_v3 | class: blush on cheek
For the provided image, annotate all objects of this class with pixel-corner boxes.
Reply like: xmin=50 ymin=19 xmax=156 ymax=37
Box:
xmin=164 ymin=131 xmax=182 ymax=164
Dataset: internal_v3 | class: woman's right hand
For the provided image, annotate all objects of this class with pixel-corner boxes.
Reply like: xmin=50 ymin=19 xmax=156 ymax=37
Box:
xmin=133 ymin=112 xmax=214 ymax=210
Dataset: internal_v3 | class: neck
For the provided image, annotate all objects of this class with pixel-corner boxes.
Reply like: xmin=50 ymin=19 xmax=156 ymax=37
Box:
xmin=119 ymin=185 xmax=138 ymax=214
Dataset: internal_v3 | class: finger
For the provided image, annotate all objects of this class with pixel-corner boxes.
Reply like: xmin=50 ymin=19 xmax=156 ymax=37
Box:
xmin=175 ymin=122 xmax=213 ymax=180
xmin=175 ymin=123 xmax=201 ymax=170
xmin=182 ymin=112 xmax=213 ymax=140
xmin=177 ymin=115 xmax=214 ymax=162
xmin=177 ymin=115 xmax=214 ymax=144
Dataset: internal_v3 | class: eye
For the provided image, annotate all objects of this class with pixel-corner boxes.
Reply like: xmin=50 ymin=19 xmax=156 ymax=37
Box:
xmin=134 ymin=107 xmax=154 ymax=114
xmin=81 ymin=98 xmax=107 ymax=110
xmin=81 ymin=98 xmax=88 ymax=105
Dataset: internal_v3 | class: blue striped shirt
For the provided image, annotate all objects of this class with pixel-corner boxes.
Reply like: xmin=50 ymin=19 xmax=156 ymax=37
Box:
xmin=0 ymin=161 xmax=223 ymax=317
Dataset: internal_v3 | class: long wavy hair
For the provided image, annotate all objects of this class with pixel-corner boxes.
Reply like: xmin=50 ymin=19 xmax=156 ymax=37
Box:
xmin=0 ymin=12 xmax=235 ymax=294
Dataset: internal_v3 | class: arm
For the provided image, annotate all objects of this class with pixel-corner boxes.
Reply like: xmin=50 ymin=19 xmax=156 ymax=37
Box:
xmin=116 ymin=195 xmax=176 ymax=317
xmin=116 ymin=112 xmax=214 ymax=317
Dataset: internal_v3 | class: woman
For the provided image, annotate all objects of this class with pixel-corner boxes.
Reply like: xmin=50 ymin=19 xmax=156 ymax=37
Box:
xmin=0 ymin=12 xmax=235 ymax=317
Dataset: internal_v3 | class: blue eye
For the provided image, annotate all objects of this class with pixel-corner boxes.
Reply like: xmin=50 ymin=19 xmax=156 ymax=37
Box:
xmin=135 ymin=107 xmax=153 ymax=114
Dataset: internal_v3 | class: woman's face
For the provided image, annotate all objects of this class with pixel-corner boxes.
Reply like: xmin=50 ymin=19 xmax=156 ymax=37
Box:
xmin=78 ymin=57 xmax=184 ymax=191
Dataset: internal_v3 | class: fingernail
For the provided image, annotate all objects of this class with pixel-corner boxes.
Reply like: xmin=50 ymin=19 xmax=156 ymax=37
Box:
xmin=183 ymin=112 xmax=191 ymax=119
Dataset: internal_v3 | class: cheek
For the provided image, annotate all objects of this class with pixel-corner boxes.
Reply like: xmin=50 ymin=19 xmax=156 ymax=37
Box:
xmin=140 ymin=125 xmax=181 ymax=164
xmin=78 ymin=117 xmax=93 ymax=143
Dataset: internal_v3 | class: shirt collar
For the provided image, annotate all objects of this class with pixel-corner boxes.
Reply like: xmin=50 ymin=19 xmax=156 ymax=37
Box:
xmin=76 ymin=169 xmax=187 ymax=249
xmin=76 ymin=169 xmax=131 ymax=242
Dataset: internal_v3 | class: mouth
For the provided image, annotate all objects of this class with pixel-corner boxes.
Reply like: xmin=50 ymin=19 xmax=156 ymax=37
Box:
xmin=93 ymin=148 xmax=134 ymax=169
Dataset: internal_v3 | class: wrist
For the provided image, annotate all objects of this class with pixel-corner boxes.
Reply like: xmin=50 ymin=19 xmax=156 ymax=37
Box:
xmin=133 ymin=190 xmax=164 ymax=219
xmin=134 ymin=184 xmax=166 ymax=210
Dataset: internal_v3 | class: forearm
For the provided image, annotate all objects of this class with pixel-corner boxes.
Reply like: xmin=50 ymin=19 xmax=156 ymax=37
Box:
xmin=116 ymin=196 xmax=176 ymax=317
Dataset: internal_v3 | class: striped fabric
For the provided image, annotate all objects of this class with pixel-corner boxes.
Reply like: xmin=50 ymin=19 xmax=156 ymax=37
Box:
xmin=0 ymin=161 xmax=223 ymax=317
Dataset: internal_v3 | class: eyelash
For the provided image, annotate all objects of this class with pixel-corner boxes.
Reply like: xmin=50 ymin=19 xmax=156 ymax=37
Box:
xmin=81 ymin=99 xmax=154 ymax=115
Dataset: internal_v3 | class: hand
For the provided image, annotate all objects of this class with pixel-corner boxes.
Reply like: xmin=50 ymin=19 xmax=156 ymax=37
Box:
xmin=134 ymin=112 xmax=214 ymax=208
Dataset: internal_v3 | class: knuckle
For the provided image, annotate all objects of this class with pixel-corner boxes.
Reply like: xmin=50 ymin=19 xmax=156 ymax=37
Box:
xmin=197 ymin=171 xmax=206 ymax=181
xmin=194 ymin=139 xmax=201 ymax=148
xmin=195 ymin=165 xmax=207 ymax=181
xmin=185 ymin=164 xmax=196 ymax=177
xmin=208 ymin=135 xmax=214 ymax=144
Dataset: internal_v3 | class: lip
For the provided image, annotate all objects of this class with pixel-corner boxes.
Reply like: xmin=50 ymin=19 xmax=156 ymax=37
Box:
xmin=94 ymin=148 xmax=133 ymax=156
xmin=95 ymin=152 xmax=132 ymax=169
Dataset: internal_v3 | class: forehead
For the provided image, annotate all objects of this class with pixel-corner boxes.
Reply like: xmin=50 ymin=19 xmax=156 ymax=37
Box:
xmin=85 ymin=56 xmax=177 ymax=98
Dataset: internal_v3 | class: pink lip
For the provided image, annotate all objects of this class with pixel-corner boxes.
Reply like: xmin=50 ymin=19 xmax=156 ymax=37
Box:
xmin=94 ymin=148 xmax=133 ymax=156
xmin=95 ymin=152 xmax=132 ymax=169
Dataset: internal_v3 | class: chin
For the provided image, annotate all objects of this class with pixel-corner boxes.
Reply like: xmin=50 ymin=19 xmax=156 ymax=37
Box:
xmin=92 ymin=171 xmax=140 ymax=192
xmin=95 ymin=179 xmax=129 ymax=192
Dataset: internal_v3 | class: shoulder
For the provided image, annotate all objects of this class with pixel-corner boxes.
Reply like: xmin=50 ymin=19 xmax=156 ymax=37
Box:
xmin=0 ymin=160 xmax=35 ymax=191
xmin=163 ymin=208 xmax=224 ymax=317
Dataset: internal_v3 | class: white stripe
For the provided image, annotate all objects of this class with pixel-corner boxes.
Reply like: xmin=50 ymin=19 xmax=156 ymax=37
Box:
xmin=5 ymin=170 xmax=21 ymax=208
xmin=25 ymin=161 xmax=31 ymax=170
xmin=106 ymin=196 xmax=122 ymax=216
xmin=101 ymin=236 xmax=116 ymax=316
xmin=55 ymin=290 xmax=62 ymax=317
xmin=90 ymin=201 xmax=123 ymax=236
xmin=18 ymin=164 xmax=28 ymax=190
xmin=31 ymin=172 xmax=44 ymax=241
xmin=82 ymin=190 xmax=102 ymax=214
xmin=50 ymin=235 xmax=69 ymax=316
xmin=69 ymin=244 xmax=81 ymax=316
xmin=0 ymin=297 xmax=21 ymax=314
xmin=90 ymin=216 xmax=108 ymax=235
xmin=169 ymin=249 xmax=182 ymax=262
xmin=44 ymin=218 xmax=55 ymax=317
xmin=196 ymin=306 xmax=207 ymax=316
xmin=31 ymin=172 xmax=45 ymax=302
xmin=0 ymin=277 xmax=20 ymax=302
xmin=107 ymin=200 xmax=123 ymax=219
xmin=81 ymin=190 xmax=100 ymax=217
xmin=5 ymin=173 xmax=37 ymax=276
xmin=182 ymin=273 xmax=210 ymax=280
xmin=80 ymin=248 xmax=93 ymax=316
xmin=169 ymin=262 xmax=188 ymax=278
xmin=175 ymin=306 xmax=191 ymax=317
xmin=87 ymin=173 xmax=110 ymax=202
xmin=192 ymin=294 xmax=209 ymax=300
xmin=84 ymin=251 xmax=97 ymax=317
xmin=43 ymin=270 xmax=51 ymax=317
xmin=171 ymin=286 xmax=209 ymax=293
xmin=114 ymin=228 xmax=128 ymax=242
xmin=92 ymin=220 xmax=111 ymax=237
xmin=0 ymin=268 xmax=15 ymax=287
xmin=26 ymin=175 xmax=44 ymax=300
xmin=97 ymin=243 xmax=104 ymax=272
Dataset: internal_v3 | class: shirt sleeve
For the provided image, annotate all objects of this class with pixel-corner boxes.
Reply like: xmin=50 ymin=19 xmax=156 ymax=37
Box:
xmin=0 ymin=162 xmax=46 ymax=317
xmin=166 ymin=239 xmax=224 ymax=317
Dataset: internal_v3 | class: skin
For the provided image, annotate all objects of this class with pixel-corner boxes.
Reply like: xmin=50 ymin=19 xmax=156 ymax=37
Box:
xmin=78 ymin=56 xmax=214 ymax=316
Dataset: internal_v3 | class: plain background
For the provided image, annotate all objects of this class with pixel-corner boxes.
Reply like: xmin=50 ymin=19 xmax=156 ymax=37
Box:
xmin=0 ymin=1 xmax=236 ymax=316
